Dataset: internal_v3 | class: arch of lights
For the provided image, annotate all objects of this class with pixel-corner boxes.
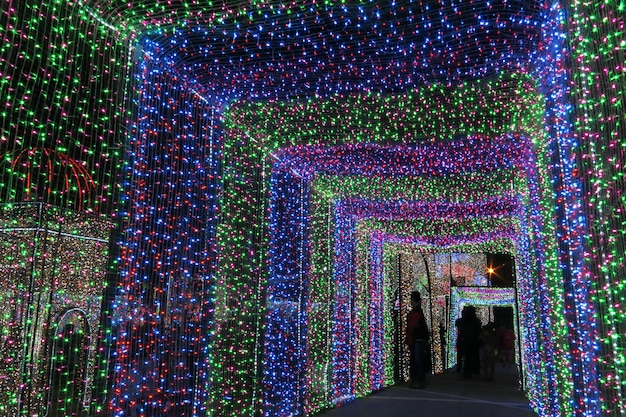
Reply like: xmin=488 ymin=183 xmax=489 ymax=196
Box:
xmin=448 ymin=286 xmax=520 ymax=376
xmin=257 ymin=131 xmax=564 ymax=416
xmin=1 ymin=0 xmax=624 ymax=416
xmin=270 ymin=136 xmax=552 ymax=412
xmin=344 ymin=214 xmax=524 ymax=379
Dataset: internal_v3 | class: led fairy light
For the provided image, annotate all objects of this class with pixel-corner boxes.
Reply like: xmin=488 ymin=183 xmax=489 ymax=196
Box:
xmin=229 ymin=92 xmax=544 ymax=410
xmin=301 ymin=191 xmax=335 ymax=415
xmin=282 ymin=200 xmax=524 ymax=411
xmin=356 ymin=216 xmax=523 ymax=375
xmin=515 ymin=199 xmax=565 ymax=416
xmin=378 ymin=238 xmax=518 ymax=382
xmin=4 ymin=0 xmax=615 ymax=416
xmin=325 ymin=204 xmax=531 ymax=405
xmin=113 ymin=42 xmax=219 ymax=417
xmin=217 ymin=59 xmax=552 ymax=417
xmin=123 ymin=0 xmax=547 ymax=103
xmin=568 ymin=1 xmax=625 ymax=414
xmin=262 ymin=134 xmax=545 ymax=414
xmin=213 ymin=42 xmax=556 ymax=417
xmin=313 ymin=170 xmax=528 ymax=204
xmin=377 ymin=233 xmax=534 ymax=387
xmin=529 ymin=2 xmax=599 ymax=415
xmin=214 ymin=118 xmax=272 ymax=414
xmin=448 ymin=286 xmax=518 ymax=369
xmin=225 ymin=74 xmax=546 ymax=152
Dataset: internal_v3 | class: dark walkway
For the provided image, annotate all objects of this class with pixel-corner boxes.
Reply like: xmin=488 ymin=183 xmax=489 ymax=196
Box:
xmin=317 ymin=365 xmax=537 ymax=417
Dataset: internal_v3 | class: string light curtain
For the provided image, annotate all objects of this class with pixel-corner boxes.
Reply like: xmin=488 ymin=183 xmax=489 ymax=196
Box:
xmin=568 ymin=1 xmax=626 ymax=414
xmin=112 ymin=38 xmax=220 ymax=416
xmin=2 ymin=0 xmax=623 ymax=416
xmin=314 ymin=160 xmax=550 ymax=414
xmin=0 ymin=0 xmax=128 ymax=215
xmin=536 ymin=3 xmax=600 ymax=413
xmin=0 ymin=0 xmax=128 ymax=415
xmin=316 ymin=170 xmax=526 ymax=395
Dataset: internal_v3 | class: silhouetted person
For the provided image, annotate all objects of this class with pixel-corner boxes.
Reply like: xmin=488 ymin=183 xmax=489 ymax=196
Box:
xmin=497 ymin=324 xmax=516 ymax=367
xmin=405 ymin=291 xmax=429 ymax=388
xmin=454 ymin=309 xmax=466 ymax=373
xmin=457 ymin=305 xmax=481 ymax=379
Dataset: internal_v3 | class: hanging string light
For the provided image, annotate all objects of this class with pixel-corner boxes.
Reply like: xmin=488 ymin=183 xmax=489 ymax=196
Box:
xmin=3 ymin=1 xmax=622 ymax=416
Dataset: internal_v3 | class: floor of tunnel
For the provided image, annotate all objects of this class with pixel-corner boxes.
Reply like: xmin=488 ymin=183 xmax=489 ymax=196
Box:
xmin=316 ymin=364 xmax=537 ymax=417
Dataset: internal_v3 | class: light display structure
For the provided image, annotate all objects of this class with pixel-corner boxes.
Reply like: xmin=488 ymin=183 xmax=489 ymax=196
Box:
xmin=448 ymin=286 xmax=520 ymax=376
xmin=0 ymin=203 xmax=113 ymax=416
xmin=1 ymin=0 xmax=624 ymax=416
xmin=259 ymin=130 xmax=556 ymax=416
xmin=111 ymin=41 xmax=220 ymax=416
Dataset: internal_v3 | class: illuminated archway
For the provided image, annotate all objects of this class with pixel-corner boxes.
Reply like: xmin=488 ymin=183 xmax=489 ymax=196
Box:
xmin=4 ymin=1 xmax=621 ymax=416
xmin=260 ymin=133 xmax=555 ymax=415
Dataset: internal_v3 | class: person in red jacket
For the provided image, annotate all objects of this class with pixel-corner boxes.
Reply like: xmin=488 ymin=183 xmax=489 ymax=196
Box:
xmin=405 ymin=291 xmax=429 ymax=388
xmin=497 ymin=324 xmax=516 ymax=367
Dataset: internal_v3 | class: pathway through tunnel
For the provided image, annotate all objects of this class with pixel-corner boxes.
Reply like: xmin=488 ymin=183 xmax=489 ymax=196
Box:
xmin=315 ymin=252 xmax=538 ymax=417
xmin=316 ymin=365 xmax=537 ymax=417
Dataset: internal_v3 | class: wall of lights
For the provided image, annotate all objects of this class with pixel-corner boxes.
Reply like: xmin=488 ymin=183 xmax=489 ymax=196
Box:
xmin=111 ymin=40 xmax=220 ymax=416
xmin=0 ymin=0 xmax=128 ymax=415
xmin=361 ymin=215 xmax=533 ymax=386
xmin=536 ymin=3 xmax=600 ymax=414
xmin=0 ymin=203 xmax=112 ymax=416
xmin=568 ymin=1 xmax=626 ymax=414
xmin=257 ymin=129 xmax=562 ymax=415
xmin=0 ymin=0 xmax=623 ymax=416
xmin=0 ymin=0 xmax=128 ymax=216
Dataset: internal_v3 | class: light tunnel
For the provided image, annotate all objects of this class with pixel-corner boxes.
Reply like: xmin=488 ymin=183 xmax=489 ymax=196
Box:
xmin=206 ymin=71 xmax=568 ymax=417
xmin=260 ymin=132 xmax=549 ymax=416
xmin=2 ymin=0 xmax=623 ymax=416
xmin=126 ymin=62 xmax=580 ymax=416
